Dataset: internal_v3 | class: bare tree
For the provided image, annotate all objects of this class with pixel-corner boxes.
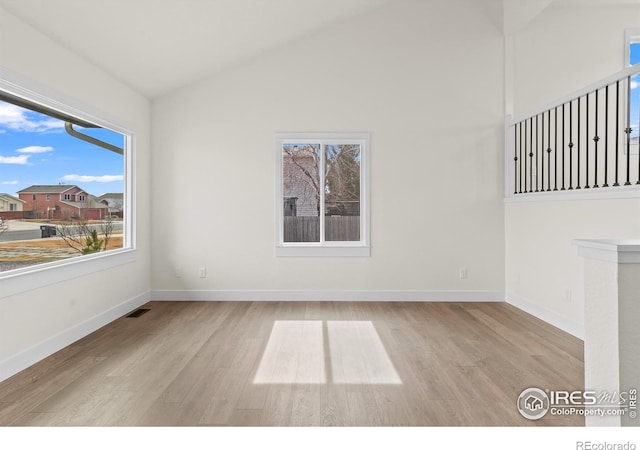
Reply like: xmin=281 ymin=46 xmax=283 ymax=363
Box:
xmin=325 ymin=144 xmax=360 ymax=206
xmin=282 ymin=143 xmax=361 ymax=217
xmin=0 ymin=217 xmax=7 ymax=236
xmin=283 ymin=144 xmax=321 ymax=216
xmin=55 ymin=217 xmax=114 ymax=255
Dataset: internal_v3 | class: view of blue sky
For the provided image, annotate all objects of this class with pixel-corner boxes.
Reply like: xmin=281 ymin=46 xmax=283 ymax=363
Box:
xmin=0 ymin=100 xmax=124 ymax=197
xmin=631 ymin=42 xmax=640 ymax=66
xmin=630 ymin=42 xmax=640 ymax=139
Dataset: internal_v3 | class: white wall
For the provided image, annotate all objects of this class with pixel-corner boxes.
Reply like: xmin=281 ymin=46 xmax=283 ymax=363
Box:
xmin=505 ymin=197 xmax=640 ymax=337
xmin=512 ymin=3 xmax=640 ymax=117
xmin=505 ymin=3 xmax=640 ymax=337
xmin=0 ymin=7 xmax=151 ymax=379
xmin=151 ymin=0 xmax=506 ymax=299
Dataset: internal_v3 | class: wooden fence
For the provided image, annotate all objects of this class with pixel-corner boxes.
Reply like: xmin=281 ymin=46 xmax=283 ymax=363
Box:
xmin=284 ymin=216 xmax=360 ymax=242
xmin=0 ymin=211 xmax=28 ymax=220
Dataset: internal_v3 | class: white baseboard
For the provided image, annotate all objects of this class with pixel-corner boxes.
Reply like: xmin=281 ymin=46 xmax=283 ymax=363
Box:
xmin=151 ymin=289 xmax=505 ymax=302
xmin=506 ymin=293 xmax=584 ymax=340
xmin=0 ymin=290 xmax=151 ymax=383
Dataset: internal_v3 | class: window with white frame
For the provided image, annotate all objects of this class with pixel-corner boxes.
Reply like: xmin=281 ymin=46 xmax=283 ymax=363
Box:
xmin=0 ymin=83 xmax=132 ymax=275
xmin=275 ymin=133 xmax=370 ymax=257
xmin=625 ymin=29 xmax=640 ymax=67
xmin=626 ymin=30 xmax=640 ymax=155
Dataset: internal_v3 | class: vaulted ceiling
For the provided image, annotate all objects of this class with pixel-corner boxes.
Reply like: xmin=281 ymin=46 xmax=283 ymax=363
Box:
xmin=1 ymin=0 xmax=638 ymax=99
xmin=0 ymin=0 xmax=393 ymax=99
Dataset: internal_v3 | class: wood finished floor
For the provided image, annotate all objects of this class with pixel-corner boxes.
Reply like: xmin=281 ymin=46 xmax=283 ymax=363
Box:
xmin=0 ymin=301 xmax=584 ymax=426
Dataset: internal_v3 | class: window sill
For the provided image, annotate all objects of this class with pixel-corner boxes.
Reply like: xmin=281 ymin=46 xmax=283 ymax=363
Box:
xmin=276 ymin=245 xmax=370 ymax=257
xmin=0 ymin=248 xmax=137 ymax=299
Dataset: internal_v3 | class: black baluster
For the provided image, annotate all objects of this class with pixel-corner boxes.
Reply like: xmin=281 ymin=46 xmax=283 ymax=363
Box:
xmin=604 ymin=85 xmax=609 ymax=187
xmin=554 ymin=106 xmax=558 ymax=191
xmin=519 ymin=121 xmax=523 ymax=193
xmin=593 ymin=89 xmax=600 ymax=188
xmin=540 ymin=112 xmax=544 ymax=192
xmin=562 ymin=103 xmax=566 ymax=190
xmin=547 ymin=109 xmax=552 ymax=191
xmin=514 ymin=123 xmax=518 ymax=194
xmin=615 ymin=80 xmax=620 ymax=186
xmin=569 ymin=100 xmax=574 ymax=190
xmin=524 ymin=119 xmax=528 ymax=193
xmin=585 ymin=92 xmax=590 ymax=188
xmin=626 ymin=76 xmax=632 ymax=186
xmin=529 ymin=117 xmax=534 ymax=192
xmin=535 ymin=114 xmax=539 ymax=192
xmin=576 ymin=96 xmax=581 ymax=189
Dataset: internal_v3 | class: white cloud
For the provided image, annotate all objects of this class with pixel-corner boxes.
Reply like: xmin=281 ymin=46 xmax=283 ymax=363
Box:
xmin=62 ymin=174 xmax=124 ymax=183
xmin=0 ymin=103 xmax=64 ymax=132
xmin=1 ymin=180 xmax=19 ymax=185
xmin=16 ymin=145 xmax=54 ymax=154
xmin=0 ymin=154 xmax=30 ymax=164
xmin=632 ymin=80 xmax=639 ymax=90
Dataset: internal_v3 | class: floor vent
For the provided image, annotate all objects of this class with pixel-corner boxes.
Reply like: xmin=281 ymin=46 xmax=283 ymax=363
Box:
xmin=126 ymin=308 xmax=150 ymax=318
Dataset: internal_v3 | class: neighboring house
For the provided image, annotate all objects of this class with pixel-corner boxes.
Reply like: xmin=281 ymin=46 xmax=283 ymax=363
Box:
xmin=17 ymin=185 xmax=108 ymax=220
xmin=282 ymin=146 xmax=320 ymax=217
xmin=0 ymin=193 xmax=25 ymax=213
xmin=97 ymin=193 xmax=124 ymax=217
xmin=282 ymin=146 xmax=360 ymax=218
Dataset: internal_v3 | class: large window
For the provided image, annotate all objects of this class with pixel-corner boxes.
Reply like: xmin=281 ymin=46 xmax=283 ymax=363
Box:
xmin=275 ymin=133 xmax=369 ymax=257
xmin=626 ymin=30 xmax=640 ymax=155
xmin=0 ymin=84 xmax=132 ymax=276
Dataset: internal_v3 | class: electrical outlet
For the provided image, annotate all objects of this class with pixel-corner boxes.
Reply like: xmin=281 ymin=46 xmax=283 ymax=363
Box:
xmin=199 ymin=267 xmax=207 ymax=278
xmin=459 ymin=268 xmax=468 ymax=280
xmin=175 ymin=267 xmax=183 ymax=278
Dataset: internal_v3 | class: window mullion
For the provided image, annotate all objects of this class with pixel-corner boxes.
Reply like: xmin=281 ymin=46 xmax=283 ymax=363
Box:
xmin=360 ymin=141 xmax=366 ymax=246
xmin=319 ymin=142 xmax=326 ymax=244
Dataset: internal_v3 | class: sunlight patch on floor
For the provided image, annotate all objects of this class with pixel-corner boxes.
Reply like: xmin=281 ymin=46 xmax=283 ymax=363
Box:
xmin=253 ymin=320 xmax=325 ymax=384
xmin=327 ymin=320 xmax=402 ymax=384
xmin=253 ymin=320 xmax=401 ymax=385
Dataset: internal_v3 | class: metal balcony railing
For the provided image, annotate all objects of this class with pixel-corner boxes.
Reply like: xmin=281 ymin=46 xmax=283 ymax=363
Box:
xmin=507 ymin=65 xmax=640 ymax=196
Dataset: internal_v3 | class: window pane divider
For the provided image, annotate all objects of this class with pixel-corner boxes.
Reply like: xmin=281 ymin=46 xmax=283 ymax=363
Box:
xmin=319 ymin=143 xmax=326 ymax=245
